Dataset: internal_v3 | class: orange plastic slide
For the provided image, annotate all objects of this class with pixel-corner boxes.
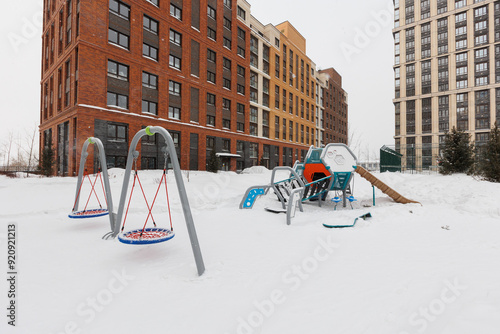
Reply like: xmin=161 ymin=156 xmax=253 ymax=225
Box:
xmin=355 ymin=166 xmax=421 ymax=205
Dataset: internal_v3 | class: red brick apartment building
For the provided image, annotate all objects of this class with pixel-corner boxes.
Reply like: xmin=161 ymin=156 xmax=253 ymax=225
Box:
xmin=319 ymin=68 xmax=348 ymax=144
xmin=40 ymin=0 xmax=348 ymax=175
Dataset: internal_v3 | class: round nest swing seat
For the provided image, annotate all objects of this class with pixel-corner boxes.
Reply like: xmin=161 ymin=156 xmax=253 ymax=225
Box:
xmin=118 ymin=227 xmax=175 ymax=245
xmin=68 ymin=208 xmax=109 ymax=219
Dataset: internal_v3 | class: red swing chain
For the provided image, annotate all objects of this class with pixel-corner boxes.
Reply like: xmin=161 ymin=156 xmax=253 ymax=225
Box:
xmin=121 ymin=157 xmax=174 ymax=237
xmin=72 ymin=168 xmax=105 ymax=212
xmin=83 ymin=171 xmax=105 ymax=211
xmin=121 ymin=158 xmax=158 ymax=233
xmin=164 ymin=169 xmax=173 ymax=231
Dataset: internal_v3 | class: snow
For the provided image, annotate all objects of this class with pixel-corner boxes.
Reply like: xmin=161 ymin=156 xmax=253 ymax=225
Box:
xmin=1 ymin=169 xmax=500 ymax=334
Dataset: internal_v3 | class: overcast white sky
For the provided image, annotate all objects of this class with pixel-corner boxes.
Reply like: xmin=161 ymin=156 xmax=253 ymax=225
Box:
xmin=0 ymin=0 xmax=395 ymax=161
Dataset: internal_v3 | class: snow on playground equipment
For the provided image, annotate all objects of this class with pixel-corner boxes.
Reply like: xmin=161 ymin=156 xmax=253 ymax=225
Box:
xmin=240 ymin=143 xmax=355 ymax=225
xmin=69 ymin=138 xmax=114 ymax=227
xmin=240 ymin=143 xmax=420 ymax=225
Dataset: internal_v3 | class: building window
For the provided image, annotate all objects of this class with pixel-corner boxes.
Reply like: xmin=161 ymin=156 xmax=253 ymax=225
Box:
xmin=108 ymin=28 xmax=129 ymax=49
xmin=207 ymin=48 xmax=216 ymax=62
xmin=207 ymin=115 xmax=215 ymax=126
xmin=223 ymin=57 xmax=231 ymax=70
xmin=237 ymin=6 xmax=246 ymax=20
xmin=169 ymin=106 xmax=180 ymax=119
xmin=143 ymin=43 xmax=158 ymax=60
xmin=456 ymin=12 xmax=467 ymax=23
xmin=475 ymin=47 xmax=488 ymax=59
xmin=237 ymin=46 xmax=245 ymax=58
xmin=108 ymin=60 xmax=128 ymax=80
xmin=224 ymin=0 xmax=232 ymax=9
xmin=142 ymin=72 xmax=157 ymax=89
xmin=107 ymin=92 xmax=128 ymax=109
xmin=170 ymin=29 xmax=182 ymax=45
xmin=207 ymin=5 xmax=216 ymax=20
xmin=66 ymin=1 xmax=72 ymax=45
xmin=456 ymin=79 xmax=467 ymax=89
xmin=223 ymin=119 xmax=231 ymax=129
xmin=238 ymin=27 xmax=246 ymax=40
xmin=142 ymin=100 xmax=157 ymax=115
xmin=237 ymin=65 xmax=245 ymax=77
xmin=455 ymin=0 xmax=466 ymax=9
xmin=169 ymin=54 xmax=181 ymax=69
xmin=147 ymin=0 xmax=159 ymax=6
xmin=222 ymin=98 xmax=231 ymax=110
xmin=223 ymin=37 xmax=231 ymax=49
xmin=475 ymin=6 xmax=488 ymax=18
xmin=143 ymin=15 xmax=158 ymax=34
xmin=237 ymin=84 xmax=245 ymax=95
xmin=109 ymin=0 xmax=130 ymax=20
xmin=237 ymin=122 xmax=244 ymax=132
xmin=169 ymin=80 xmax=181 ymax=96
xmin=456 ymin=39 xmax=467 ymax=50
xmin=237 ymin=103 xmax=244 ymax=114
xmin=207 ymin=27 xmax=216 ymax=40
xmin=107 ymin=124 xmax=127 ymax=142
xmin=207 ymin=93 xmax=215 ymax=105
xmin=207 ymin=70 xmax=216 ymax=84
xmin=475 ymin=34 xmax=488 ymax=46
xmin=475 ymin=20 xmax=487 ymax=32
xmin=170 ymin=3 xmax=182 ymax=20
xmin=437 ymin=0 xmax=447 ymax=14
xmin=223 ymin=17 xmax=232 ymax=30
xmin=476 ymin=76 xmax=489 ymax=86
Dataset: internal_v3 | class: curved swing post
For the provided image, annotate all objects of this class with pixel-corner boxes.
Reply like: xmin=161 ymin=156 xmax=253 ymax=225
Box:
xmin=109 ymin=126 xmax=205 ymax=276
xmin=71 ymin=138 xmax=115 ymax=226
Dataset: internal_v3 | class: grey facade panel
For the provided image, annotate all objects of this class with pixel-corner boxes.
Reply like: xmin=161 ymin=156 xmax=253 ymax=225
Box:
xmin=191 ymin=40 xmax=200 ymax=77
xmin=190 ymin=87 xmax=199 ymax=122
xmin=190 ymin=133 xmax=199 ymax=170
xmin=191 ymin=0 xmax=200 ymax=30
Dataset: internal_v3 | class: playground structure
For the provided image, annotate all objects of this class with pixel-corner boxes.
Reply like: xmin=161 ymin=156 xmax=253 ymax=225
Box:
xmin=240 ymin=143 xmax=420 ymax=224
xmin=70 ymin=126 xmax=205 ymax=276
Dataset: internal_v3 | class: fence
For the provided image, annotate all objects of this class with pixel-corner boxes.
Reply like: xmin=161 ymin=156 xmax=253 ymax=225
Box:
xmin=0 ymin=166 xmax=39 ymax=173
xmin=381 ymin=144 xmax=442 ymax=174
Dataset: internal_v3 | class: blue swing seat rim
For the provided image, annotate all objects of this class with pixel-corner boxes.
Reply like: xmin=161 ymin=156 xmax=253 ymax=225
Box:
xmin=118 ymin=227 xmax=175 ymax=245
xmin=68 ymin=208 xmax=109 ymax=219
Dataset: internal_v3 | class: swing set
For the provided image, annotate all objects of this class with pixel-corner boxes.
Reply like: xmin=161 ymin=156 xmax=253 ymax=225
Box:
xmin=69 ymin=126 xmax=205 ymax=276
xmin=69 ymin=137 xmax=115 ymax=231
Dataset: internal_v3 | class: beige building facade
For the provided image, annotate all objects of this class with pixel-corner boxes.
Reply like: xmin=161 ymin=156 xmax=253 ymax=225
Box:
xmin=393 ymin=0 xmax=500 ymax=170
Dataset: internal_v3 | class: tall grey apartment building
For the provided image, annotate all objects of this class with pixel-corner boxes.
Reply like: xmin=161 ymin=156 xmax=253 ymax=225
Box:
xmin=393 ymin=0 xmax=500 ymax=170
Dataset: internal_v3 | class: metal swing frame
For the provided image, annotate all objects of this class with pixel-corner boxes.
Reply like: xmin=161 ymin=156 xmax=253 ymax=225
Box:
xmin=71 ymin=138 xmax=115 ymax=228
xmin=103 ymin=126 xmax=205 ymax=276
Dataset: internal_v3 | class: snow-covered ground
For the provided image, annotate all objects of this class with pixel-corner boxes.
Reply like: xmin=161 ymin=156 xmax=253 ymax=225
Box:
xmin=0 ymin=168 xmax=499 ymax=334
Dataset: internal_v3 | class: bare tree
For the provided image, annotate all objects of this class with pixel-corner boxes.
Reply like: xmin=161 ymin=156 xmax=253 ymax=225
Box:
xmin=3 ymin=132 xmax=14 ymax=171
xmin=348 ymin=124 xmax=364 ymax=158
xmin=23 ymin=125 xmax=39 ymax=176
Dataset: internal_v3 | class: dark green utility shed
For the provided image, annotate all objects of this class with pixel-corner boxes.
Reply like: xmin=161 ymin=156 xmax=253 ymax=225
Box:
xmin=380 ymin=145 xmax=402 ymax=172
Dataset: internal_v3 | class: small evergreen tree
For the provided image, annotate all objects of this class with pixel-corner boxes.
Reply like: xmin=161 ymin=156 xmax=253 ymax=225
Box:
xmin=439 ymin=127 xmax=475 ymax=175
xmin=479 ymin=123 xmax=500 ymax=182
xmin=206 ymin=150 xmax=220 ymax=173
xmin=40 ymin=143 xmax=55 ymax=177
